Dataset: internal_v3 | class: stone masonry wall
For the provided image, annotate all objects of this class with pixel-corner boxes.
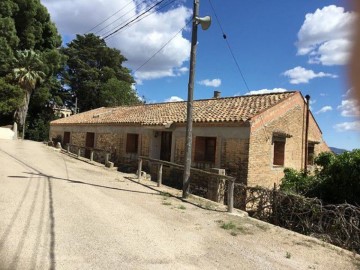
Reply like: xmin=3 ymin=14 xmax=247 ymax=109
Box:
xmin=220 ymin=138 xmax=249 ymax=184
xmin=71 ymin=132 xmax=86 ymax=147
xmin=247 ymin=93 xmax=329 ymax=188
xmin=140 ymin=134 xmax=150 ymax=157
xmin=174 ymin=136 xmax=186 ymax=164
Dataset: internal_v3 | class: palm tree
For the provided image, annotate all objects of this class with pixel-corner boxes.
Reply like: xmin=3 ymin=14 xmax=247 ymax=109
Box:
xmin=13 ymin=50 xmax=45 ymax=139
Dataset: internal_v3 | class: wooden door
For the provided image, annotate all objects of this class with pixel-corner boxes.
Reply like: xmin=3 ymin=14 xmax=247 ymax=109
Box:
xmin=85 ymin=132 xmax=95 ymax=158
xmin=160 ymin=132 xmax=172 ymax=161
xmin=63 ymin=132 xmax=70 ymax=146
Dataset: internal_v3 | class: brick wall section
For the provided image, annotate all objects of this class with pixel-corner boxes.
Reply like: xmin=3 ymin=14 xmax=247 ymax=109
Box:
xmin=140 ymin=134 xmax=150 ymax=157
xmin=95 ymin=133 xmax=123 ymax=163
xmin=71 ymin=132 xmax=86 ymax=147
xmin=174 ymin=137 xmax=186 ymax=164
xmin=247 ymin=92 xmax=329 ymax=188
xmin=220 ymin=138 xmax=249 ymax=183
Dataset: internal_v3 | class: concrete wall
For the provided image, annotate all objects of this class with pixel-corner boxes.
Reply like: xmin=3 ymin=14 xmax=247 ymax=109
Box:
xmin=0 ymin=127 xmax=15 ymax=140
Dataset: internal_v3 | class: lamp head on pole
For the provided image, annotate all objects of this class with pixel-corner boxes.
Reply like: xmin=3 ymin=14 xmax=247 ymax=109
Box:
xmin=195 ymin=16 xmax=211 ymax=30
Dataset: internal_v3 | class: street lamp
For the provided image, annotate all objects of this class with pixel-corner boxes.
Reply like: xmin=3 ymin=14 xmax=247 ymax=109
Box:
xmin=182 ymin=0 xmax=211 ymax=198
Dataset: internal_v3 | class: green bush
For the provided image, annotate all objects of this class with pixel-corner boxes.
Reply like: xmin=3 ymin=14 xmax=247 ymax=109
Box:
xmin=280 ymin=168 xmax=316 ymax=195
xmin=280 ymin=150 xmax=360 ymax=205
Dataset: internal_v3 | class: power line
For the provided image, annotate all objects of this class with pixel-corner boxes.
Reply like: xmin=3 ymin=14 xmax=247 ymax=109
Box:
xmin=134 ymin=20 xmax=191 ymax=73
xmin=102 ymin=0 xmax=177 ymax=40
xmin=208 ymin=0 xmax=250 ymax=92
xmin=85 ymin=0 xmax=135 ymax=34
xmin=102 ymin=0 xmax=169 ymax=40
xmin=93 ymin=0 xmax=149 ymax=36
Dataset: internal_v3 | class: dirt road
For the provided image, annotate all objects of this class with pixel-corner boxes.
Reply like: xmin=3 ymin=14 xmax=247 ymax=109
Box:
xmin=0 ymin=140 xmax=358 ymax=269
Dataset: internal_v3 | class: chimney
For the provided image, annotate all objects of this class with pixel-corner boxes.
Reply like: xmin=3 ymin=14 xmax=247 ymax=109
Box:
xmin=213 ymin=90 xmax=221 ymax=98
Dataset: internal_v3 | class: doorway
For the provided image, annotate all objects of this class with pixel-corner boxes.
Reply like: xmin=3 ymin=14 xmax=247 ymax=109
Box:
xmin=160 ymin=132 xmax=172 ymax=161
xmin=85 ymin=132 xmax=95 ymax=158
xmin=63 ymin=132 xmax=70 ymax=146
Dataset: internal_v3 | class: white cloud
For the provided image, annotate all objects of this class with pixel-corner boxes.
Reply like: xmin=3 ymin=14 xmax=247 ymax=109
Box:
xmin=164 ymin=96 xmax=184 ymax=102
xmin=41 ymin=0 xmax=192 ymax=83
xmin=244 ymin=88 xmax=288 ymax=95
xmin=334 ymin=121 xmax=360 ymax=132
xmin=337 ymin=99 xmax=360 ymax=117
xmin=282 ymin=66 xmax=337 ymax=84
xmin=316 ymin=106 xmax=333 ymax=114
xmin=198 ymin=79 xmax=222 ymax=88
xmin=296 ymin=5 xmax=356 ymax=66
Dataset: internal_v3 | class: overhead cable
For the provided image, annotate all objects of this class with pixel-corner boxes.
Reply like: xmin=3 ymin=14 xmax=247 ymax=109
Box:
xmin=208 ymin=0 xmax=250 ymax=92
xmin=85 ymin=0 xmax=135 ymax=34
xmin=134 ymin=20 xmax=191 ymax=72
xmin=102 ymin=0 xmax=177 ymax=40
xmin=93 ymin=0 xmax=149 ymax=36
xmin=102 ymin=0 xmax=168 ymax=40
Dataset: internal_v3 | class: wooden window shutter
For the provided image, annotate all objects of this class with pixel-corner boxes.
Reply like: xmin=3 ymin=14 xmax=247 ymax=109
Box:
xmin=273 ymin=140 xmax=285 ymax=166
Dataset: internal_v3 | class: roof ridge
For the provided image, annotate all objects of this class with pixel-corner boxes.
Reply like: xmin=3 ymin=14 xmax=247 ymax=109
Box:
xmin=111 ymin=91 xmax=298 ymax=108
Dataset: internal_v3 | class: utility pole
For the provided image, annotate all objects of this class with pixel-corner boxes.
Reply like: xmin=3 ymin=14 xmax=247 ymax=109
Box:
xmin=182 ymin=0 xmax=200 ymax=199
xmin=304 ymin=95 xmax=310 ymax=175
xmin=75 ymin=96 xmax=78 ymax=115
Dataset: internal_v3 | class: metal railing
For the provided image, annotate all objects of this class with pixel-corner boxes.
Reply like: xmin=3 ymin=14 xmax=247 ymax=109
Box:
xmin=137 ymin=156 xmax=235 ymax=213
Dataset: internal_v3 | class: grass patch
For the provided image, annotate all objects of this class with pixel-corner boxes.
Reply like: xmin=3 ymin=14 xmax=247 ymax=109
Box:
xmin=159 ymin=191 xmax=171 ymax=197
xmin=221 ymin=221 xmax=237 ymax=230
xmin=286 ymin=252 xmax=291 ymax=259
xmin=293 ymin=241 xmax=312 ymax=248
xmin=237 ymin=225 xmax=253 ymax=235
xmin=217 ymin=220 xmax=254 ymax=236
xmin=255 ymin=223 xmax=270 ymax=231
xmin=178 ymin=205 xmax=186 ymax=210
xmin=162 ymin=201 xmax=172 ymax=206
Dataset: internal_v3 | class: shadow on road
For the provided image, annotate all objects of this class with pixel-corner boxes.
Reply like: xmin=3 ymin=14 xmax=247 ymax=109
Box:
xmin=0 ymin=148 xmax=57 ymax=270
xmin=125 ymin=177 xmax=226 ymax=213
xmin=22 ymin=172 xmax=161 ymax=197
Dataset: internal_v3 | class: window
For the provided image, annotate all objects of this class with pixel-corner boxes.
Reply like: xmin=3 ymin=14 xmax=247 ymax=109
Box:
xmin=307 ymin=144 xmax=315 ymax=165
xmin=273 ymin=138 xmax=285 ymax=166
xmin=126 ymin=134 xmax=139 ymax=153
xmin=194 ymin=136 xmax=216 ymax=162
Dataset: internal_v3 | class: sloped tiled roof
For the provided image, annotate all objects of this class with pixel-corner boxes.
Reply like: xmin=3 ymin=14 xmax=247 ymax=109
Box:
xmin=51 ymin=91 xmax=298 ymax=126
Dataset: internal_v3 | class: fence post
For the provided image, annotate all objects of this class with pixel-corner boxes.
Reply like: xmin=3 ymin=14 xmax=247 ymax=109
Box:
xmin=105 ymin=152 xmax=110 ymax=165
xmin=227 ymin=179 xmax=234 ymax=213
xmin=67 ymin=144 xmax=70 ymax=153
xmin=273 ymin=183 xmax=278 ymax=225
xmin=77 ymin=147 xmax=81 ymax=158
xmin=157 ymin=163 xmax=163 ymax=187
xmin=137 ymin=158 xmax=142 ymax=181
xmin=90 ymin=150 xmax=94 ymax=161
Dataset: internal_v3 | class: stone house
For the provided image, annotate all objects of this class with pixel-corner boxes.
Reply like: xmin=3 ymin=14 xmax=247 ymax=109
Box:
xmin=49 ymin=91 xmax=329 ymax=189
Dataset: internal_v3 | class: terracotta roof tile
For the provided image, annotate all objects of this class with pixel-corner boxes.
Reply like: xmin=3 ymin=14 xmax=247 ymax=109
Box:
xmin=51 ymin=91 xmax=297 ymax=126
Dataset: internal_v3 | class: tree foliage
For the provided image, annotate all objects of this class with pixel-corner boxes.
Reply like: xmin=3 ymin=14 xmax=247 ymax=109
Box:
xmin=0 ymin=2 xmax=139 ymax=141
xmin=0 ymin=0 xmax=63 ymax=141
xmin=61 ymin=34 xmax=139 ymax=112
xmin=280 ymin=150 xmax=360 ymax=205
xmin=0 ymin=78 xmax=23 ymax=114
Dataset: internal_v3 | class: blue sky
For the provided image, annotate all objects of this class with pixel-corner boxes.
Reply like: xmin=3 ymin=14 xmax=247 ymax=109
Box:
xmin=42 ymin=0 xmax=359 ymax=150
